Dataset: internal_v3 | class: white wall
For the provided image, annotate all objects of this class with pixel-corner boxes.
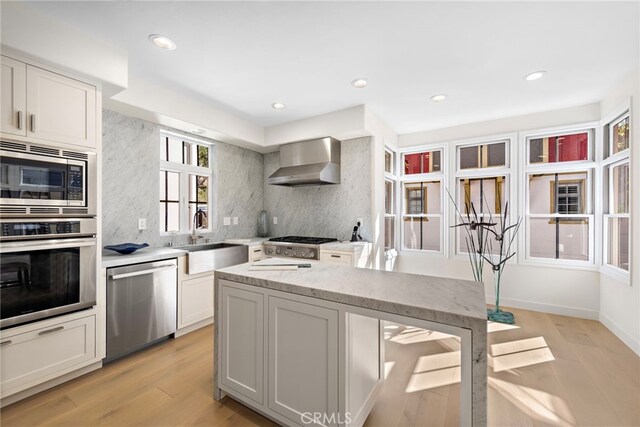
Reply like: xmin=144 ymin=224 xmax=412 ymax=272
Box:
xmin=395 ymin=104 xmax=604 ymax=321
xmin=598 ymin=69 xmax=640 ymax=355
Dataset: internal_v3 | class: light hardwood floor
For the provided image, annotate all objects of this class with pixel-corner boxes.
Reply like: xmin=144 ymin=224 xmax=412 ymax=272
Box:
xmin=1 ymin=307 xmax=639 ymax=426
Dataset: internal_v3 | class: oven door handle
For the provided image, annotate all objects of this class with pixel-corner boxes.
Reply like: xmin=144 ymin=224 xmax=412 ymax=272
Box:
xmin=0 ymin=237 xmax=97 ymax=253
xmin=110 ymin=265 xmax=177 ymax=281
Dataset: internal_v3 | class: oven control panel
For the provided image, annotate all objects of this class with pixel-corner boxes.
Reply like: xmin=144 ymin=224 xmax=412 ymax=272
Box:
xmin=0 ymin=219 xmax=95 ymax=240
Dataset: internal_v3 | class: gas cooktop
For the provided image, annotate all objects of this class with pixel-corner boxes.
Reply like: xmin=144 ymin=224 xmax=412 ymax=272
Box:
xmin=268 ymin=236 xmax=338 ymax=245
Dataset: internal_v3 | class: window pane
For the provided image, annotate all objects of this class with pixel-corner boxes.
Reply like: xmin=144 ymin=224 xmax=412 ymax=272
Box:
xmin=528 ymin=172 xmax=587 ymax=214
xmin=403 ymin=216 xmax=440 ymax=251
xmin=612 ymin=163 xmax=629 ymax=214
xmin=607 ymin=217 xmax=630 ymax=271
xmin=487 ymin=142 xmax=506 ymax=167
xmin=612 ymin=116 xmax=629 ymax=155
xmin=458 ymin=177 xmax=504 ymax=215
xmin=403 ymin=150 xmax=441 ymax=175
xmin=166 ymin=202 xmax=180 ymax=232
xmin=160 ymin=138 xmax=167 ymax=161
xmin=529 ymin=132 xmax=589 ymax=164
xmin=404 ymin=181 xmax=441 ymax=215
xmin=459 ymin=146 xmax=478 ymax=169
xmin=189 ymin=175 xmax=208 ymax=203
xmin=159 ymin=171 xmax=166 ymax=199
xmin=384 ymin=216 xmax=395 ymax=251
xmin=529 ymin=217 xmax=589 ymax=261
xmin=385 ymin=180 xmax=394 ymax=215
xmin=189 ymin=203 xmax=208 ymax=230
xmin=167 ymin=137 xmax=184 ymax=163
xmin=166 ymin=171 xmax=180 ymax=201
xmin=198 ymin=145 xmax=209 ymax=168
xmin=385 ymin=151 xmax=394 ymax=174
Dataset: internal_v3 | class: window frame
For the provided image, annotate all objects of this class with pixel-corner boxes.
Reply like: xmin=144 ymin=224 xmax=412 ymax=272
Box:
xmin=159 ymin=130 xmax=214 ymax=235
xmin=401 ymin=148 xmax=444 ymax=176
xmin=601 ymin=105 xmax=631 ymax=281
xmin=457 ymin=139 xmax=509 ymax=172
xmin=384 ymin=147 xmax=399 ymax=252
xmin=401 ymin=179 xmax=444 ymax=252
xmin=520 ymin=124 xmax=597 ymax=268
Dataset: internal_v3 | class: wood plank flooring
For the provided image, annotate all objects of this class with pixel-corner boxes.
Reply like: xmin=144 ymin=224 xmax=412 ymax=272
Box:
xmin=1 ymin=306 xmax=639 ymax=426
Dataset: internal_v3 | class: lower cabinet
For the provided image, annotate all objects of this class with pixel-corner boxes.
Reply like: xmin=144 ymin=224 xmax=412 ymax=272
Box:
xmin=178 ymin=275 xmax=214 ymax=329
xmin=0 ymin=314 xmax=96 ymax=397
xmin=321 ymin=252 xmax=354 ymax=267
xmin=268 ymin=296 xmax=339 ymax=425
xmin=218 ymin=279 xmax=382 ymax=427
xmin=248 ymin=246 xmax=265 ymax=262
xmin=220 ymin=285 xmax=264 ymax=405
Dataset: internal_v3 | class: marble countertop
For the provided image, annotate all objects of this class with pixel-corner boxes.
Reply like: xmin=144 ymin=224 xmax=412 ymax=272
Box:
xmin=102 ymin=247 xmax=187 ymax=268
xmin=216 ymin=259 xmax=486 ymax=328
xmin=223 ymin=237 xmax=269 ymax=246
xmin=320 ymin=241 xmax=370 ymax=253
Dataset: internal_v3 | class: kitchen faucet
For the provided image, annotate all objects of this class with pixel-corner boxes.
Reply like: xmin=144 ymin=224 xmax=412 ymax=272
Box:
xmin=190 ymin=209 xmax=207 ymax=244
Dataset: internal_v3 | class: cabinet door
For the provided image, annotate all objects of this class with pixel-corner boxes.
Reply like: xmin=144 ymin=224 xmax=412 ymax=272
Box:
xmin=26 ymin=65 xmax=96 ymax=148
xmin=220 ymin=284 xmax=264 ymax=405
xmin=179 ymin=275 xmax=214 ymax=329
xmin=321 ymin=252 xmax=354 ymax=267
xmin=249 ymin=247 xmax=264 ymax=262
xmin=0 ymin=315 xmax=96 ymax=397
xmin=0 ymin=56 xmax=27 ymax=136
xmin=268 ymin=296 xmax=339 ymax=426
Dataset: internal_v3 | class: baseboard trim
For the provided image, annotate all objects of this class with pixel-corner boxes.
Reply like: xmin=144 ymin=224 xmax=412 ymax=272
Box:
xmin=488 ymin=296 xmax=599 ymax=320
xmin=599 ymin=312 xmax=640 ymax=356
xmin=175 ymin=317 xmax=213 ymax=338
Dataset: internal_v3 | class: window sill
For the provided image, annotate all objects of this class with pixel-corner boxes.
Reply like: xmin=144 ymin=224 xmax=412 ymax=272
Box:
xmin=519 ymin=258 xmax=598 ymax=272
xmin=600 ymin=265 xmax=630 ymax=284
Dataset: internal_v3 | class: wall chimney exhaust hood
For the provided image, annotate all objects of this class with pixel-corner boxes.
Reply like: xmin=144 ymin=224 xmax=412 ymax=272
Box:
xmin=267 ymin=137 xmax=341 ymax=187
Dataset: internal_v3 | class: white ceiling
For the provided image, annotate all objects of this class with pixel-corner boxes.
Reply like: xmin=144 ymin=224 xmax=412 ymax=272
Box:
xmin=27 ymin=1 xmax=640 ymax=134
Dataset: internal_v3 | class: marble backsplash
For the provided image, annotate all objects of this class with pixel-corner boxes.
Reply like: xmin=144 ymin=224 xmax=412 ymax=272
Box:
xmin=263 ymin=137 xmax=372 ymax=242
xmin=102 ymin=110 xmax=264 ymax=248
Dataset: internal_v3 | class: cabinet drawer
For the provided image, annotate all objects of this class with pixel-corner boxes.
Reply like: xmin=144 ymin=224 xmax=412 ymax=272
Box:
xmin=321 ymin=252 xmax=353 ymax=266
xmin=0 ymin=315 xmax=96 ymax=396
xmin=249 ymin=247 xmax=264 ymax=262
xmin=179 ymin=275 xmax=214 ymax=329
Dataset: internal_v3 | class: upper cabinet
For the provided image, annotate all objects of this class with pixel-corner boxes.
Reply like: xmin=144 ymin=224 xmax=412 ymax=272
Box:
xmin=1 ymin=56 xmax=97 ymax=149
xmin=0 ymin=56 xmax=27 ymax=137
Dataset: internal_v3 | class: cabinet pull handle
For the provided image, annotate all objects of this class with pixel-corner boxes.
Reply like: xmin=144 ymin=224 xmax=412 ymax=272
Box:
xmin=253 ymin=249 xmax=262 ymax=253
xmin=39 ymin=326 xmax=64 ymax=336
xmin=16 ymin=111 xmax=23 ymax=130
xmin=331 ymin=255 xmax=341 ymax=258
xmin=30 ymin=114 xmax=36 ymax=133
xmin=0 ymin=340 xmax=12 ymax=346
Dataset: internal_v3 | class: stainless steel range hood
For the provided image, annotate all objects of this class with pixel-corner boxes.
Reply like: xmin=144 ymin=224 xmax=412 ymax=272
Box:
xmin=267 ymin=137 xmax=341 ymax=186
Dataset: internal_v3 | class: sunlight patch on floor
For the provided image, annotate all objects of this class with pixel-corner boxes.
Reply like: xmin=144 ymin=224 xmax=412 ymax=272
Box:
xmin=389 ymin=329 xmax=456 ymax=345
xmin=489 ymin=377 xmax=575 ymax=425
xmin=384 ymin=361 xmax=395 ymax=380
xmin=405 ymin=351 xmax=461 ymax=392
xmin=489 ymin=337 xmax=555 ymax=372
xmin=488 ymin=321 xmax=520 ymax=333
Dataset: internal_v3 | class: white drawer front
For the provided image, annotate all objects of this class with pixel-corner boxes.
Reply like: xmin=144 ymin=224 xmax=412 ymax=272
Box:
xmin=249 ymin=247 xmax=264 ymax=262
xmin=1 ymin=315 xmax=96 ymax=396
xmin=321 ymin=252 xmax=353 ymax=266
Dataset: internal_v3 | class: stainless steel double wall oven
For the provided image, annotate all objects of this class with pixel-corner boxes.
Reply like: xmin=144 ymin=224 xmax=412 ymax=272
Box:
xmin=0 ymin=141 xmax=98 ymax=329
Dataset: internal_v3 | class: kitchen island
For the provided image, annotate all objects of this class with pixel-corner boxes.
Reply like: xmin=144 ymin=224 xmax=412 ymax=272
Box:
xmin=214 ymin=260 xmax=487 ymax=426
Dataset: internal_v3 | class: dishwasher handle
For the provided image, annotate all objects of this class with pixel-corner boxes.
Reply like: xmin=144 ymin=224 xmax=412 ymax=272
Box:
xmin=110 ymin=265 xmax=177 ymax=281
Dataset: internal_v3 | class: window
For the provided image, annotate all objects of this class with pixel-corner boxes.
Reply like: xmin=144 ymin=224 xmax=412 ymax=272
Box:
xmin=159 ymin=132 xmax=212 ymax=234
xmin=529 ymin=131 xmax=589 ymax=164
xmin=403 ymin=149 xmax=442 ymax=175
xmin=459 ymin=141 xmax=506 ymax=169
xmin=384 ymin=148 xmax=397 ymax=251
xmin=402 ymin=180 xmax=442 ymax=251
xmin=525 ymin=127 xmax=594 ymax=264
xmin=603 ymin=111 xmax=630 ymax=273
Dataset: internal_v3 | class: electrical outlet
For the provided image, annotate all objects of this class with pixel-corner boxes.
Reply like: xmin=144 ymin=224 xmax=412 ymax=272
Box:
xmin=273 ymin=216 xmax=278 ymax=225
xmin=138 ymin=218 xmax=147 ymax=230
xmin=233 ymin=217 xmax=238 ymax=225
xmin=356 ymin=217 xmax=363 ymax=225
xmin=223 ymin=217 xmax=231 ymax=226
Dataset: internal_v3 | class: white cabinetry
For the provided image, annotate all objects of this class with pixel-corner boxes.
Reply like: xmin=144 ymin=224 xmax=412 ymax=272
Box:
xmin=217 ymin=279 xmax=382 ymax=427
xmin=268 ymin=296 xmax=339 ymax=425
xmin=321 ymin=251 xmax=354 ymax=267
xmin=0 ymin=55 xmax=97 ymax=148
xmin=220 ymin=284 xmax=264 ymax=405
xmin=177 ymin=257 xmax=214 ymax=332
xmin=0 ymin=56 xmax=26 ymax=136
xmin=0 ymin=314 xmax=96 ymax=398
xmin=249 ymin=246 xmax=265 ymax=262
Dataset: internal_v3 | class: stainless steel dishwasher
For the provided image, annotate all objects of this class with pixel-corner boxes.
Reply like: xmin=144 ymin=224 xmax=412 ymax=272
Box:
xmin=106 ymin=259 xmax=177 ymax=361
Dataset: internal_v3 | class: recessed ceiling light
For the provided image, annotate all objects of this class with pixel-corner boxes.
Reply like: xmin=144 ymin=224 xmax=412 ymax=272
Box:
xmin=148 ymin=34 xmax=176 ymax=50
xmin=351 ymin=78 xmax=368 ymax=89
xmin=430 ymin=94 xmax=448 ymax=102
xmin=190 ymin=129 xmax=205 ymax=135
xmin=525 ymin=70 xmax=547 ymax=81
xmin=272 ymin=102 xmax=286 ymax=110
